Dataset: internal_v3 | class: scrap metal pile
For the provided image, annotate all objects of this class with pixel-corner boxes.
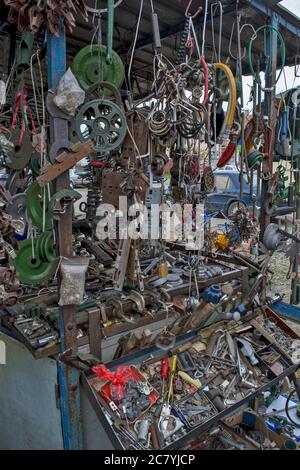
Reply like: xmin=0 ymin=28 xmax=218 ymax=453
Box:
xmin=0 ymin=0 xmax=300 ymax=451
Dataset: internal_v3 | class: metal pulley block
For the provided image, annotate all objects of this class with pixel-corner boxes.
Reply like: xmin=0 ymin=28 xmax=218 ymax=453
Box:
xmin=26 ymin=181 xmax=52 ymax=230
xmin=72 ymin=45 xmax=124 ymax=92
xmin=49 ymin=188 xmax=81 ymax=220
xmin=85 ymin=81 xmax=122 ymax=105
xmin=75 ymin=99 xmax=127 ymax=153
xmin=11 ymin=238 xmax=56 ymax=285
xmin=5 ymin=129 xmax=33 ymax=170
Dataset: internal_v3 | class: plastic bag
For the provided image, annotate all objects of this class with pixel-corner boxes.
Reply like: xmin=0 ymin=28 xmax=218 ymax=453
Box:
xmin=53 ymin=68 xmax=85 ymax=117
xmin=92 ymin=364 xmax=133 ymax=404
xmin=59 ymin=257 xmax=89 ymax=306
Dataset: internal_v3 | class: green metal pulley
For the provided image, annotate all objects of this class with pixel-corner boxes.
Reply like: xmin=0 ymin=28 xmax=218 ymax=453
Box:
xmin=72 ymin=45 xmax=124 ymax=93
xmin=12 ymin=239 xmax=56 ymax=285
xmin=26 ymin=181 xmax=53 ymax=230
xmin=5 ymin=129 xmax=33 ymax=170
xmin=36 ymin=232 xmax=57 ymax=263
xmin=75 ymin=99 xmax=127 ymax=153
xmin=247 ymin=149 xmax=263 ymax=170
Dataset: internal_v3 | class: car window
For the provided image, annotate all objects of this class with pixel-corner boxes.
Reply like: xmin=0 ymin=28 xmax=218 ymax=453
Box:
xmin=215 ymin=175 xmax=233 ymax=190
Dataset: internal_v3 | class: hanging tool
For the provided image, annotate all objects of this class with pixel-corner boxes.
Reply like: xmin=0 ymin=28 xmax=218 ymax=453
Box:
xmin=167 ymin=355 xmax=177 ymax=404
xmin=160 ymin=357 xmax=169 ymax=399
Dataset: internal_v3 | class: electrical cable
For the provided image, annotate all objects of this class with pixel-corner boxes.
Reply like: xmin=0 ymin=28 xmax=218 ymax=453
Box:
xmin=201 ymin=0 xmax=208 ymax=57
xmin=127 ymin=0 xmax=144 ymax=102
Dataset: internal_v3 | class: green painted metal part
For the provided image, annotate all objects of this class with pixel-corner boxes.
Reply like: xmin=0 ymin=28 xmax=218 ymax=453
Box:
xmin=26 ymin=181 xmax=53 ymax=230
xmin=48 ymin=189 xmax=82 ymax=219
xmin=36 ymin=231 xmax=57 ymax=263
xmin=75 ymin=99 xmax=127 ymax=152
xmin=12 ymin=237 xmax=56 ymax=285
xmin=247 ymin=149 xmax=263 ymax=169
xmin=72 ymin=45 xmax=124 ymax=92
xmin=5 ymin=130 xmax=33 ymax=170
xmin=16 ymin=32 xmax=35 ymax=74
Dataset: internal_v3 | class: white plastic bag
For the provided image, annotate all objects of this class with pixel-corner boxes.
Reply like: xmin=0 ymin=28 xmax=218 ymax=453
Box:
xmin=53 ymin=68 xmax=85 ymax=117
xmin=59 ymin=257 xmax=89 ymax=306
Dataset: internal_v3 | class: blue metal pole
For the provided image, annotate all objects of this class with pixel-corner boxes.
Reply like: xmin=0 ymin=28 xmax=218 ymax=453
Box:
xmin=47 ymin=23 xmax=83 ymax=450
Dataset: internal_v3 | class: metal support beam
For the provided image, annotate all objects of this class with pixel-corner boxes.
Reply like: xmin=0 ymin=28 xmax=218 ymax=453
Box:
xmin=248 ymin=0 xmax=300 ymax=37
xmin=118 ymin=5 xmax=237 ymax=54
xmin=47 ymin=23 xmax=83 ymax=450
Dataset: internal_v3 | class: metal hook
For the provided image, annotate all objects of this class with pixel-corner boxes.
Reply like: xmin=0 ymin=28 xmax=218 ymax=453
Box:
xmin=185 ymin=0 xmax=202 ymax=19
xmin=228 ymin=21 xmax=246 ymax=61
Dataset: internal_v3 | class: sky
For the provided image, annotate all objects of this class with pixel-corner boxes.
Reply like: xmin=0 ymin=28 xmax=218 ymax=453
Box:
xmin=243 ymin=0 xmax=300 ymax=105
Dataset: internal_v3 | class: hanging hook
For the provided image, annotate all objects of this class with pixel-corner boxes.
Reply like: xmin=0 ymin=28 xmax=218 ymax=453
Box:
xmin=185 ymin=0 xmax=202 ymax=19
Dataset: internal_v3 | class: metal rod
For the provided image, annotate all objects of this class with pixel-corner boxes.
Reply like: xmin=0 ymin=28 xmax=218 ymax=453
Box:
xmin=47 ymin=22 xmax=83 ymax=450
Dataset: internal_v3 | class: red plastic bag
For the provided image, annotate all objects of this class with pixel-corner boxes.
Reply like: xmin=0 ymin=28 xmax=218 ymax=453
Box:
xmin=92 ymin=364 xmax=132 ymax=404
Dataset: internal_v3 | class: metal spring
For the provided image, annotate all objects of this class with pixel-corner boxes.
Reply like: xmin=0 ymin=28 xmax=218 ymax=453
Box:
xmin=175 ymin=17 xmax=190 ymax=65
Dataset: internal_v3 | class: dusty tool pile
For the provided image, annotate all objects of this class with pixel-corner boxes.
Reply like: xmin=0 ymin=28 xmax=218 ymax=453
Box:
xmin=0 ymin=0 xmax=300 ymax=451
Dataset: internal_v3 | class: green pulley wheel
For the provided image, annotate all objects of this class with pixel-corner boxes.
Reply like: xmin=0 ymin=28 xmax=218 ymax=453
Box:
xmin=36 ymin=232 xmax=57 ymax=263
xmin=85 ymin=81 xmax=122 ymax=104
xmin=39 ymin=232 xmax=57 ymax=263
xmin=72 ymin=45 xmax=125 ymax=92
xmin=26 ymin=181 xmax=52 ymax=230
xmin=5 ymin=129 xmax=33 ymax=170
xmin=247 ymin=149 xmax=263 ymax=170
xmin=12 ymin=239 xmax=56 ymax=285
xmin=75 ymin=99 xmax=127 ymax=153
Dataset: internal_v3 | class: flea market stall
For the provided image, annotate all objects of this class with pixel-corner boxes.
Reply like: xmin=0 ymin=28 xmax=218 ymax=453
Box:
xmin=1 ymin=0 xmax=300 ymax=451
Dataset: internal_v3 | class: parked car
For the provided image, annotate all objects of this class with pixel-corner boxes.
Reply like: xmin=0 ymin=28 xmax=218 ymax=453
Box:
xmin=205 ymin=170 xmax=258 ymax=217
xmin=70 ymin=167 xmax=92 ymax=187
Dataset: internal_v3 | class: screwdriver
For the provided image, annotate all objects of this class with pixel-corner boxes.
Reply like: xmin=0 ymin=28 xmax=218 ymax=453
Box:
xmin=161 ymin=357 xmax=169 ymax=399
xmin=167 ymin=355 xmax=177 ymax=404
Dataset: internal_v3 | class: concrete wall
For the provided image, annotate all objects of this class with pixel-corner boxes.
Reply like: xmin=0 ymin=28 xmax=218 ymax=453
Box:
xmin=0 ymin=332 xmax=63 ymax=450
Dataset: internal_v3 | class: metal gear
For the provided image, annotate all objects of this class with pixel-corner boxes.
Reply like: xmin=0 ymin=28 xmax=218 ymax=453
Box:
xmin=75 ymin=99 xmax=127 ymax=153
xmin=85 ymin=81 xmax=122 ymax=105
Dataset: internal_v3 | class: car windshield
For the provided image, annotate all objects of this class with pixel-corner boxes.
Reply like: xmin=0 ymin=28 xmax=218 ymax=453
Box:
xmin=214 ymin=173 xmax=258 ymax=193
